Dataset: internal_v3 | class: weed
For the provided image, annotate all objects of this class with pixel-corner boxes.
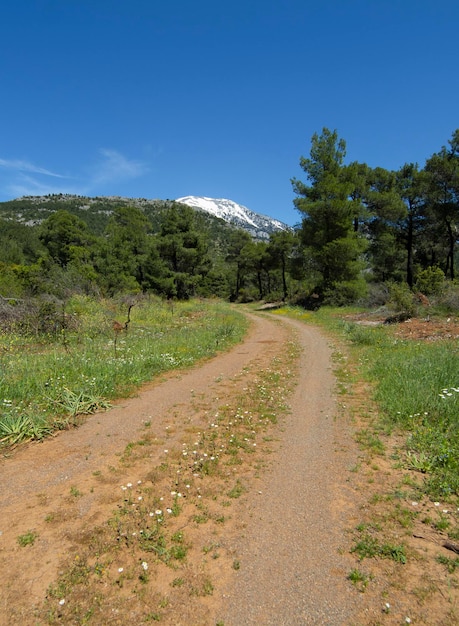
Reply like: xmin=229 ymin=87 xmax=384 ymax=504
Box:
xmin=51 ymin=388 xmax=112 ymax=417
xmin=17 ymin=530 xmax=38 ymax=547
xmin=169 ymin=545 xmax=188 ymax=561
xmin=434 ymin=515 xmax=451 ymax=532
xmin=203 ymin=542 xmax=221 ymax=555
xmin=202 ymin=578 xmax=214 ymax=596
xmin=0 ymin=414 xmax=52 ymax=446
xmin=347 ymin=568 xmax=369 ymax=591
xmin=436 ymin=554 xmax=459 ymax=573
xmin=351 ymin=534 xmax=406 ymax=563
xmin=227 ymin=479 xmax=245 ymax=499
xmin=355 ymin=429 xmax=385 ymax=455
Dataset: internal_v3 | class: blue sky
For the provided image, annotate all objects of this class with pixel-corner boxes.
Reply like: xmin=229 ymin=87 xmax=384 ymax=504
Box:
xmin=1 ymin=0 xmax=457 ymax=226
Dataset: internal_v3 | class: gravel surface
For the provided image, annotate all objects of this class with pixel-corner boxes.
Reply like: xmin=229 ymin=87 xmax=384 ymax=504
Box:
xmin=218 ymin=317 xmax=361 ymax=625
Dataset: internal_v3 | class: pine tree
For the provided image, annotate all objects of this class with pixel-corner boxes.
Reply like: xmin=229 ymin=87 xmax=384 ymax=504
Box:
xmin=292 ymin=128 xmax=367 ymax=304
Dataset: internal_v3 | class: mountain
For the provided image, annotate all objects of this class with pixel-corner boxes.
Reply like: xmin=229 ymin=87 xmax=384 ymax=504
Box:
xmin=0 ymin=194 xmax=289 ymax=241
xmin=175 ymin=196 xmax=289 ymax=240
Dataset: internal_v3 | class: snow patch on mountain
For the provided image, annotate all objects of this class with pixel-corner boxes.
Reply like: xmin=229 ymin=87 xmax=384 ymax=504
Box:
xmin=175 ymin=196 xmax=288 ymax=240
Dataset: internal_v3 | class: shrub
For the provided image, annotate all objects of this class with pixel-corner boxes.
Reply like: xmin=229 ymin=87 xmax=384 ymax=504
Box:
xmin=414 ymin=267 xmax=446 ymax=296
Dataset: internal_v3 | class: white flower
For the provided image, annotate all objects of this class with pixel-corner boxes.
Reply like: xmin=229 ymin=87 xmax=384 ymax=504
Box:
xmin=59 ymin=599 xmax=66 ymax=606
xmin=141 ymin=561 xmax=148 ymax=571
xmin=118 ymin=567 xmax=124 ymax=573
xmin=155 ymin=509 xmax=162 ymax=515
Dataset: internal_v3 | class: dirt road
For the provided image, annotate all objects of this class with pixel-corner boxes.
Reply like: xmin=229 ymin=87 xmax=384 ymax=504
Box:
xmin=0 ymin=312 xmax=362 ymax=625
xmin=218 ymin=317 xmax=361 ymax=625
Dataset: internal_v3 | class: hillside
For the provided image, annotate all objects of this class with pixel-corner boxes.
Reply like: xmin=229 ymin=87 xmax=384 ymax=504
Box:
xmin=0 ymin=194 xmax=287 ymax=241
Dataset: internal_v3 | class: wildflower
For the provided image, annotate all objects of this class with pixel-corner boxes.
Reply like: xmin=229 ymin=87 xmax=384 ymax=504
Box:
xmin=126 ymin=482 xmax=133 ymax=488
xmin=405 ymin=618 xmax=411 ymax=624
xmin=59 ymin=599 xmax=66 ymax=606
xmin=166 ymin=508 xmax=172 ymax=514
xmin=434 ymin=502 xmax=440 ymax=506
xmin=155 ymin=509 xmax=162 ymax=515
xmin=141 ymin=561 xmax=148 ymax=571
xmin=118 ymin=567 xmax=124 ymax=573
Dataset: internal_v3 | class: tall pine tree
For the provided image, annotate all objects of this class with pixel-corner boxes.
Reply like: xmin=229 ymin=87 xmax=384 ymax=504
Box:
xmin=292 ymin=128 xmax=367 ymax=304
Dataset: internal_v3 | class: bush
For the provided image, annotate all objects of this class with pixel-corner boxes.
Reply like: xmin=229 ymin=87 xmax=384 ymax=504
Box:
xmin=414 ymin=267 xmax=446 ymax=296
xmin=387 ymin=282 xmax=416 ymax=315
xmin=323 ymin=278 xmax=368 ymax=306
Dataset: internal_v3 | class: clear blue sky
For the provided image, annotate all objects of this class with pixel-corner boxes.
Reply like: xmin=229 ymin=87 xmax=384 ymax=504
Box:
xmin=1 ymin=1 xmax=457 ymax=226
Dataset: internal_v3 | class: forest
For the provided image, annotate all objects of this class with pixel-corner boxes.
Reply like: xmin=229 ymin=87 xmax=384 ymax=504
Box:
xmin=0 ymin=127 xmax=458 ymax=316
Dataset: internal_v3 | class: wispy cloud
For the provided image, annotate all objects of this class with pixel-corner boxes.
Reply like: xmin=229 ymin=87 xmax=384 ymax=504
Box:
xmin=0 ymin=148 xmax=150 ymax=200
xmin=0 ymin=158 xmax=67 ymax=179
xmin=91 ymin=149 xmax=148 ymax=185
xmin=5 ymin=174 xmax=78 ymax=198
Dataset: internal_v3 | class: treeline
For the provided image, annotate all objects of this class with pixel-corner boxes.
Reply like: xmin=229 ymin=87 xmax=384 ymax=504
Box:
xmin=0 ymin=127 xmax=458 ymax=308
xmin=0 ymin=201 xmax=299 ymax=303
xmin=292 ymin=127 xmax=459 ymax=305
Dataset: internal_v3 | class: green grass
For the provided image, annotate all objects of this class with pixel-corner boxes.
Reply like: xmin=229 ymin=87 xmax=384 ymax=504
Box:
xmin=0 ymin=297 xmax=247 ymax=445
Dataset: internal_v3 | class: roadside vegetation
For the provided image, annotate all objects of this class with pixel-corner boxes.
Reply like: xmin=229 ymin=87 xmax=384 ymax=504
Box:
xmin=274 ymin=304 xmax=459 ymax=623
xmin=0 ymin=297 xmax=247 ymax=446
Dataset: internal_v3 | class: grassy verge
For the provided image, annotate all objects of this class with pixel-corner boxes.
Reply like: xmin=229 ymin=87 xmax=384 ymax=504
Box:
xmin=274 ymin=305 xmax=459 ymax=501
xmin=274 ymin=306 xmax=459 ymax=624
xmin=0 ymin=297 xmax=247 ymax=446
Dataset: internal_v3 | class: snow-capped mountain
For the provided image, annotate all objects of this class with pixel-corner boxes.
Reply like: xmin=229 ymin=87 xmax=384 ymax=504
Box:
xmin=175 ymin=196 xmax=289 ymax=240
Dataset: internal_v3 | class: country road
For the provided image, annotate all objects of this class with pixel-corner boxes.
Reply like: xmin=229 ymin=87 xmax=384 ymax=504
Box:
xmin=0 ymin=312 xmax=364 ymax=625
